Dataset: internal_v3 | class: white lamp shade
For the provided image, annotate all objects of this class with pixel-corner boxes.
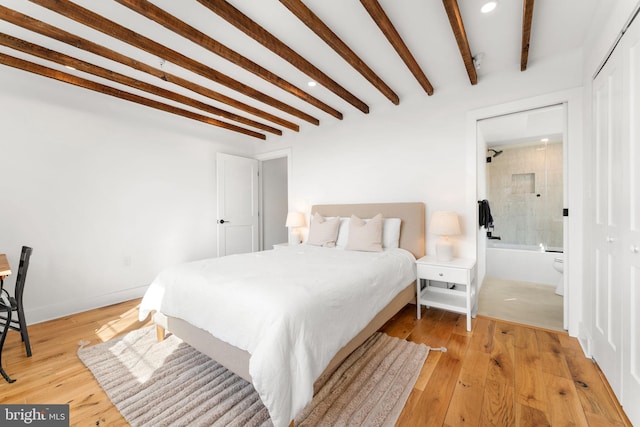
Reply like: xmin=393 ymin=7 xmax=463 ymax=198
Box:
xmin=285 ymin=212 xmax=306 ymax=228
xmin=429 ymin=211 xmax=461 ymax=237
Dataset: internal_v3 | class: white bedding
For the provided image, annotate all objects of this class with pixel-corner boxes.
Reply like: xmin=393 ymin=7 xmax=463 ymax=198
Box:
xmin=139 ymin=245 xmax=416 ymax=427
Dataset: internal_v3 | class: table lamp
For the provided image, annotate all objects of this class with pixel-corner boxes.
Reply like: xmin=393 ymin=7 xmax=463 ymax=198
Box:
xmin=286 ymin=212 xmax=306 ymax=245
xmin=429 ymin=211 xmax=461 ymax=261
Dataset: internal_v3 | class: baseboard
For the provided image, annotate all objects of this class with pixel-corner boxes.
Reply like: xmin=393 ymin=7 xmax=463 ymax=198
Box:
xmin=25 ymin=284 xmax=149 ymax=325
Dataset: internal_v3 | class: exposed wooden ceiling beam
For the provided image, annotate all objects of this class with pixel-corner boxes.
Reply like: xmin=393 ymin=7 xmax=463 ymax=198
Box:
xmin=28 ymin=0 xmax=319 ymax=126
xmin=196 ymin=0 xmax=370 ymax=114
xmin=0 ymin=5 xmax=298 ymax=132
xmin=521 ymin=0 xmax=535 ymax=71
xmin=0 ymin=33 xmax=281 ymax=135
xmin=360 ymin=0 xmax=433 ymax=96
xmin=279 ymin=0 xmax=399 ymax=105
xmin=113 ymin=0 xmax=341 ymax=120
xmin=442 ymin=0 xmax=477 ymax=85
xmin=0 ymin=53 xmax=265 ymax=139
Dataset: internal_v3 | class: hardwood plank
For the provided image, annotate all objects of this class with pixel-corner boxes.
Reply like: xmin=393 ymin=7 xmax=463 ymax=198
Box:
xmin=543 ymin=372 xmax=590 ymax=426
xmin=379 ymin=304 xmax=417 ymax=340
xmin=0 ymin=301 xmax=631 ymax=426
xmin=517 ymin=403 xmax=551 ymax=427
xmin=413 ymin=333 xmax=471 ymax=427
xmin=479 ymin=378 xmax=515 ymax=426
xmin=535 ymin=329 xmax=572 ymax=378
xmin=513 ymin=327 xmax=549 ymax=415
xmin=443 ymin=349 xmax=490 ymax=426
xmin=467 ymin=316 xmax=495 ymax=353
xmin=486 ymin=321 xmax=516 ymax=385
xmin=564 ymin=347 xmax=629 ymax=426
xmin=196 ymin=0 xmax=369 ymax=114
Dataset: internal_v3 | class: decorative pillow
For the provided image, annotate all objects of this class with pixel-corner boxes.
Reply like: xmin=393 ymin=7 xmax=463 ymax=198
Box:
xmin=345 ymin=214 xmax=383 ymax=252
xmin=336 ymin=217 xmax=401 ymax=249
xmin=306 ymin=213 xmax=340 ymax=247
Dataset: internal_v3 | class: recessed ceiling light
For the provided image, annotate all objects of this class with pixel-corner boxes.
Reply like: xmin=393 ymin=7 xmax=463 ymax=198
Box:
xmin=307 ymin=81 xmax=317 ymax=87
xmin=541 ymin=138 xmax=549 ymax=142
xmin=481 ymin=1 xmax=498 ymax=14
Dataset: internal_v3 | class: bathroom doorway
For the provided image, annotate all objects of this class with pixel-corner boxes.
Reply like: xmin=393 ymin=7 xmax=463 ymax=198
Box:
xmin=476 ymin=104 xmax=566 ymax=331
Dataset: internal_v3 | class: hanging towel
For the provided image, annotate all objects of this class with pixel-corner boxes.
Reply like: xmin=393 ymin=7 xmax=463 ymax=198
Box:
xmin=478 ymin=199 xmax=493 ymax=229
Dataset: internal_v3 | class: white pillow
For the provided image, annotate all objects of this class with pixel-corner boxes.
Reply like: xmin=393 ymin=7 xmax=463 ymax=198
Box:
xmin=346 ymin=214 xmax=383 ymax=252
xmin=382 ymin=218 xmax=401 ymax=249
xmin=336 ymin=217 xmax=401 ymax=249
xmin=306 ymin=213 xmax=340 ymax=247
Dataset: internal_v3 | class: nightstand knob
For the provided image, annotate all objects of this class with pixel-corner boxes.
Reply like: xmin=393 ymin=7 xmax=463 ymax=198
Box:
xmin=439 ymin=273 xmax=444 ymax=277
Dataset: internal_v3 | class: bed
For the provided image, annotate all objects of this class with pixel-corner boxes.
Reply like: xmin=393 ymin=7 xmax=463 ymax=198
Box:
xmin=138 ymin=202 xmax=425 ymax=427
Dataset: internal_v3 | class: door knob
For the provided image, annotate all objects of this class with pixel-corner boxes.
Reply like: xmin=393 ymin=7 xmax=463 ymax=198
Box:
xmin=631 ymin=245 xmax=640 ymax=254
xmin=606 ymin=236 xmax=616 ymax=243
xmin=217 ymin=219 xmax=229 ymax=224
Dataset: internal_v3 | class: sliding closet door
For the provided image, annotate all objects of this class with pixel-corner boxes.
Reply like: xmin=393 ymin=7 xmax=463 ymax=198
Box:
xmin=622 ymin=16 xmax=640 ymax=423
xmin=591 ymin=45 xmax=623 ymax=398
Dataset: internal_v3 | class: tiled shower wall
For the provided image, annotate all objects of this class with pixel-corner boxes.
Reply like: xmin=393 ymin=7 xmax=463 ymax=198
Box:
xmin=486 ymin=142 xmax=563 ymax=249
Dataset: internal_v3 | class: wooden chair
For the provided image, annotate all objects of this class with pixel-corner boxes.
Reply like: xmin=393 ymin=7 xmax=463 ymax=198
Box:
xmin=0 ymin=246 xmax=33 ymax=357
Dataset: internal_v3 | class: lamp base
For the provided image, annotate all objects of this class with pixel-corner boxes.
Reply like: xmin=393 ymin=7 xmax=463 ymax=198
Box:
xmin=288 ymin=230 xmax=301 ymax=245
xmin=435 ymin=238 xmax=454 ymax=262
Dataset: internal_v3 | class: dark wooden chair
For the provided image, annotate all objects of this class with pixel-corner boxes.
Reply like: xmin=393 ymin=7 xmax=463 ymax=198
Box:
xmin=0 ymin=246 xmax=33 ymax=357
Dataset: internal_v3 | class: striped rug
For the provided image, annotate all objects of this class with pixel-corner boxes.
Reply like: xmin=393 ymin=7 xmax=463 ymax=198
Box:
xmin=78 ymin=326 xmax=429 ymax=426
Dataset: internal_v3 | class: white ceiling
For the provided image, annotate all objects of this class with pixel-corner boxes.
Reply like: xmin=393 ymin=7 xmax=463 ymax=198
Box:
xmin=0 ymin=0 xmax=605 ymax=142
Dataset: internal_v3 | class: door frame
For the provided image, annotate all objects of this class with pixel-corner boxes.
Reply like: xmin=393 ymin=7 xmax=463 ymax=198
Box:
xmin=465 ymin=88 xmax=584 ymax=337
xmin=255 ymin=148 xmax=292 ymax=251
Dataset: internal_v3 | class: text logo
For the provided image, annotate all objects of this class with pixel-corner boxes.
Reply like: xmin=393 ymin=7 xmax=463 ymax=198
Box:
xmin=1 ymin=405 xmax=69 ymax=426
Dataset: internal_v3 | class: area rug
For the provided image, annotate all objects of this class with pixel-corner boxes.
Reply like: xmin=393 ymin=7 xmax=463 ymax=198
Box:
xmin=78 ymin=326 xmax=429 ymax=427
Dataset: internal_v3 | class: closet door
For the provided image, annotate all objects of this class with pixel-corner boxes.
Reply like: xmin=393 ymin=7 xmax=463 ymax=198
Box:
xmin=622 ymin=16 xmax=640 ymax=423
xmin=591 ymin=44 xmax=623 ymax=398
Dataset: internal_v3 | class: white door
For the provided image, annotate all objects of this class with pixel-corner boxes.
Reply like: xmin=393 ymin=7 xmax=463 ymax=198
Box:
xmin=591 ymin=46 xmax=623 ymax=397
xmin=622 ymin=15 xmax=640 ymax=423
xmin=216 ymin=153 xmax=259 ymax=257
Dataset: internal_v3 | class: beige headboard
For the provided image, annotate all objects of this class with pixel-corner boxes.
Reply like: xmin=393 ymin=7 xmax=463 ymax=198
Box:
xmin=310 ymin=202 xmax=425 ymax=259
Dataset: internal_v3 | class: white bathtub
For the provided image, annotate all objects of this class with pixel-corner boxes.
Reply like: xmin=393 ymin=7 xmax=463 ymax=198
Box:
xmin=486 ymin=241 xmax=563 ymax=286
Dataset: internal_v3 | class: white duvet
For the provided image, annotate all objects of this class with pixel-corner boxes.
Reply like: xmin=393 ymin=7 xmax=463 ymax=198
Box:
xmin=139 ymin=245 xmax=416 ymax=427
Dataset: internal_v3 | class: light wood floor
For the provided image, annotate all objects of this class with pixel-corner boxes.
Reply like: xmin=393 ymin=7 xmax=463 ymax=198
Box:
xmin=0 ymin=300 xmax=631 ymax=426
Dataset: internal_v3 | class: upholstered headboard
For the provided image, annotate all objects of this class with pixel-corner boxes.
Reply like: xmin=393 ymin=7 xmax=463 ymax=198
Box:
xmin=310 ymin=202 xmax=425 ymax=259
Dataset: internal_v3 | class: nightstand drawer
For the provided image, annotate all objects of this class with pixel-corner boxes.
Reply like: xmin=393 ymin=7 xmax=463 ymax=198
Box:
xmin=417 ymin=263 xmax=468 ymax=284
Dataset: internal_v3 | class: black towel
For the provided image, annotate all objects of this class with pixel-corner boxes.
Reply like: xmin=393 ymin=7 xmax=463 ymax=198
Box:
xmin=478 ymin=199 xmax=493 ymax=229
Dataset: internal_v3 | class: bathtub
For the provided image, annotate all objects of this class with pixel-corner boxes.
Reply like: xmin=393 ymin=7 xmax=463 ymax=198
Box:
xmin=485 ymin=241 xmax=563 ymax=286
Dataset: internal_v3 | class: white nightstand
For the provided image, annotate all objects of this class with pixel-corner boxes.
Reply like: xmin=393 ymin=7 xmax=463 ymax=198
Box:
xmin=273 ymin=243 xmax=289 ymax=249
xmin=415 ymin=255 xmax=477 ymax=331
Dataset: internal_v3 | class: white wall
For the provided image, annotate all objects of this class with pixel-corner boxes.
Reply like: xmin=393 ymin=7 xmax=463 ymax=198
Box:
xmin=257 ymin=49 xmax=585 ymax=261
xmin=0 ymin=66 xmax=253 ymax=323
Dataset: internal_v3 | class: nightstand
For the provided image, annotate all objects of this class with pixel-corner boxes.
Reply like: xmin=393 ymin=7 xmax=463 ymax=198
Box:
xmin=272 ymin=243 xmax=289 ymax=249
xmin=416 ymin=255 xmax=477 ymax=331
